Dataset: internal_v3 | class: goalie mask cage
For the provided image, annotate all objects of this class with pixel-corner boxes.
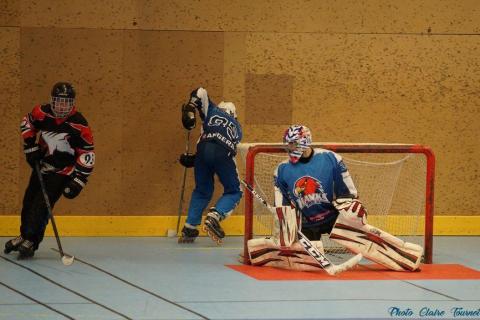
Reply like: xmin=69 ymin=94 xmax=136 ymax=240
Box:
xmin=238 ymin=143 xmax=435 ymax=265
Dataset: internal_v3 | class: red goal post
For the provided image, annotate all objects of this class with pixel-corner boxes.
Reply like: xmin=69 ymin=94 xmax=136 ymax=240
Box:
xmin=239 ymin=143 xmax=435 ymax=264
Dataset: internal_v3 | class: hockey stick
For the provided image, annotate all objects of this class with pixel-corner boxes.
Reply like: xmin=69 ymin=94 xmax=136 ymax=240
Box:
xmin=240 ymin=180 xmax=362 ymax=275
xmin=34 ymin=162 xmax=74 ymax=266
xmin=174 ymin=130 xmax=191 ymax=235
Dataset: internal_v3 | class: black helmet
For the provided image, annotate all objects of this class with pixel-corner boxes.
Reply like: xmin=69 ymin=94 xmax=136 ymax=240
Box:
xmin=51 ymin=82 xmax=75 ymax=117
xmin=51 ymin=82 xmax=75 ymax=99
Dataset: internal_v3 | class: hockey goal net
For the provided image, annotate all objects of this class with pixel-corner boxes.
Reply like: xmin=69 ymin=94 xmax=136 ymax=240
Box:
xmin=237 ymin=143 xmax=435 ymax=265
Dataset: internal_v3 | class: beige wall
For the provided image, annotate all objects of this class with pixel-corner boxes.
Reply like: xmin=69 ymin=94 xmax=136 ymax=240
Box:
xmin=0 ymin=0 xmax=479 ymax=217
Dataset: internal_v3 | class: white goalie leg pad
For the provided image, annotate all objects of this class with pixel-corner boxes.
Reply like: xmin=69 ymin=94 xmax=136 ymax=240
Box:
xmin=329 ymin=211 xmax=423 ymax=271
xmin=272 ymin=206 xmax=298 ymax=247
xmin=288 ymin=241 xmax=327 ymax=272
xmin=248 ymin=237 xmax=326 ymax=272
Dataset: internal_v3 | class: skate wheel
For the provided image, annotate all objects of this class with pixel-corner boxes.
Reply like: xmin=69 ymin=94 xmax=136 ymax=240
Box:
xmin=205 ymin=229 xmax=223 ymax=245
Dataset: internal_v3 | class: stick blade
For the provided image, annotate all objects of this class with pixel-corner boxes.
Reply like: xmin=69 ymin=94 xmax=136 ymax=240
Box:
xmin=167 ymin=229 xmax=177 ymax=238
xmin=62 ymin=255 xmax=74 ymax=266
xmin=50 ymin=248 xmax=75 ymax=266
xmin=327 ymin=253 xmax=363 ymax=275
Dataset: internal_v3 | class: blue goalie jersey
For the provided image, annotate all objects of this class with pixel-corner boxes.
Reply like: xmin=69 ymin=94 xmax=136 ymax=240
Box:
xmin=274 ymin=148 xmax=358 ymax=228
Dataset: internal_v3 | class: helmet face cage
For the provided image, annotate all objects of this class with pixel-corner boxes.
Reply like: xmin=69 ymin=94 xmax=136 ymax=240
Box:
xmin=283 ymin=125 xmax=312 ymax=163
xmin=51 ymin=96 xmax=75 ymax=118
xmin=50 ymin=82 xmax=75 ymax=118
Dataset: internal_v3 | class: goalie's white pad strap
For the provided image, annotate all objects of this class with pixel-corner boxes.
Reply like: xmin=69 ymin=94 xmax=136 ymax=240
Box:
xmin=247 ymin=238 xmax=326 ymax=272
xmin=330 ymin=212 xmax=423 ymax=271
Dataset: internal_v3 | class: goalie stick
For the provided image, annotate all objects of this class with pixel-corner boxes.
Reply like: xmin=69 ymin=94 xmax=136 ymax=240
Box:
xmin=240 ymin=179 xmax=362 ymax=276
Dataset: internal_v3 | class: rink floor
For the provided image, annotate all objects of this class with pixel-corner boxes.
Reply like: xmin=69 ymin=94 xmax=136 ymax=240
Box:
xmin=0 ymin=236 xmax=479 ymax=320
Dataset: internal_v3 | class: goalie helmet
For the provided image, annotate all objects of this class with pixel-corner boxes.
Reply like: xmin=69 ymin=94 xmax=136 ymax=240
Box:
xmin=51 ymin=82 xmax=75 ymax=118
xmin=283 ymin=125 xmax=312 ymax=163
xmin=218 ymin=101 xmax=237 ymax=118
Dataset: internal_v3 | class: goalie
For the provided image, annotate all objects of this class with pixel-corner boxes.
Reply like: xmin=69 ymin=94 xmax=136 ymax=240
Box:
xmin=247 ymin=125 xmax=423 ymax=272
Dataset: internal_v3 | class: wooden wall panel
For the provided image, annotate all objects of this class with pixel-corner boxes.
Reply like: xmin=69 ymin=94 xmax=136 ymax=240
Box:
xmin=14 ymin=28 xmax=224 ymax=216
xmin=0 ymin=0 xmax=19 ymax=26
xmin=120 ymin=30 xmax=224 ymax=215
xmin=17 ymin=1 xmax=479 ymax=34
xmin=240 ymin=33 xmax=480 ymax=215
xmin=0 ymin=27 xmax=20 ymax=214
xmin=18 ymin=28 xmax=125 ymax=215
xmin=0 ymin=1 xmax=478 ymax=218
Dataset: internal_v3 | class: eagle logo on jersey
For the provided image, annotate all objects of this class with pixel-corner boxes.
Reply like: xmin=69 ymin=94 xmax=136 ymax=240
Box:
xmin=41 ymin=131 xmax=74 ymax=156
xmin=293 ymin=176 xmax=329 ymax=209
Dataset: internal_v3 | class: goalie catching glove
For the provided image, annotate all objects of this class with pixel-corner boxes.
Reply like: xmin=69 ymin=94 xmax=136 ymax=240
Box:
xmin=179 ymin=153 xmax=195 ymax=168
xmin=333 ymin=197 xmax=367 ymax=225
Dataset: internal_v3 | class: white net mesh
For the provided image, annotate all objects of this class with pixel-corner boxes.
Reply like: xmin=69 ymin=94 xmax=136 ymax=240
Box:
xmin=237 ymin=143 xmax=428 ymax=257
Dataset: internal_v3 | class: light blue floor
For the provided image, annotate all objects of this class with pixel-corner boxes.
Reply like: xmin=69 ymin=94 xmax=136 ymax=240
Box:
xmin=0 ymin=236 xmax=479 ymax=320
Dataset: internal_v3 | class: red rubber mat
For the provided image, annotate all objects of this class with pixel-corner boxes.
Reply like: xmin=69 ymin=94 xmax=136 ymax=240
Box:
xmin=227 ymin=264 xmax=480 ymax=281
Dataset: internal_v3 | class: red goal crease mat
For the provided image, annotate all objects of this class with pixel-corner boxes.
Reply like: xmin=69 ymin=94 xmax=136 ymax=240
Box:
xmin=226 ymin=264 xmax=480 ymax=281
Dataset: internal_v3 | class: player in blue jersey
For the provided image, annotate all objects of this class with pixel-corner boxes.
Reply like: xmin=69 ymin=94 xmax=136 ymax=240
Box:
xmin=274 ymin=125 xmax=365 ymax=241
xmin=246 ymin=124 xmax=366 ymax=270
xmin=269 ymin=125 xmax=423 ymax=271
xmin=178 ymin=87 xmax=243 ymax=244
xmin=248 ymin=125 xmax=422 ymax=271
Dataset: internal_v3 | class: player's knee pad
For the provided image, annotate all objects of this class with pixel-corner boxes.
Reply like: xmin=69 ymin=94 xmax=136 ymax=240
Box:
xmin=227 ymin=189 xmax=242 ymax=204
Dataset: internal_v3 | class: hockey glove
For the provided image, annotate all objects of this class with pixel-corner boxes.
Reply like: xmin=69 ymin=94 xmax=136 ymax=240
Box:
xmin=24 ymin=144 xmax=43 ymax=168
xmin=63 ymin=176 xmax=85 ymax=199
xmin=333 ymin=198 xmax=368 ymax=224
xmin=179 ymin=153 xmax=195 ymax=168
xmin=181 ymin=103 xmax=196 ymax=130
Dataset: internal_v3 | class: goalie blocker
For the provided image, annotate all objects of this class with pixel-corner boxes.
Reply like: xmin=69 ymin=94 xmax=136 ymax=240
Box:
xmin=330 ymin=198 xmax=423 ymax=271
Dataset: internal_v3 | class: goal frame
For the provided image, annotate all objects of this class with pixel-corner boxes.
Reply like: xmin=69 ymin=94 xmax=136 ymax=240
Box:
xmin=242 ymin=143 xmax=435 ymax=264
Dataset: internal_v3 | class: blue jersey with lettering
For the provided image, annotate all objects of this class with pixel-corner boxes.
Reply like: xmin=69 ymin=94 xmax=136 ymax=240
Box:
xmin=200 ymin=104 xmax=242 ymax=155
xmin=274 ymin=148 xmax=357 ymax=228
xmin=184 ymin=87 xmax=243 ymax=226
xmin=191 ymin=88 xmax=242 ymax=155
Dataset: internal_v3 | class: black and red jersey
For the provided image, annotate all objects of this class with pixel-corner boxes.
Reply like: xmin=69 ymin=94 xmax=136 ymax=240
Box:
xmin=21 ymin=104 xmax=95 ymax=183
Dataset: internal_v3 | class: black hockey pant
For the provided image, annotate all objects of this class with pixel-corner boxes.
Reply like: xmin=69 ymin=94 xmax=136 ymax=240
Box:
xmin=20 ymin=171 xmax=69 ymax=248
xmin=301 ymin=213 xmax=339 ymax=241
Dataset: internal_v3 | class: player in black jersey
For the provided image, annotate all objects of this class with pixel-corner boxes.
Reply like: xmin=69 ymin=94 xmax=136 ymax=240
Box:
xmin=4 ymin=82 xmax=95 ymax=259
